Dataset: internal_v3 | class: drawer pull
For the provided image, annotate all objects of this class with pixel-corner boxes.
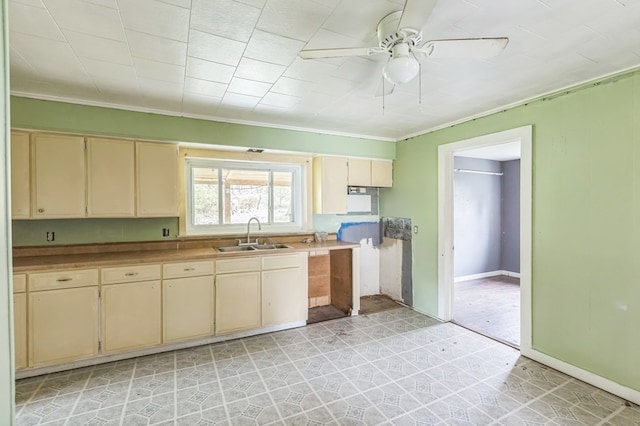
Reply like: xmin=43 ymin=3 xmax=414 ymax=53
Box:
xmin=184 ymin=267 xmax=196 ymax=271
xmin=124 ymin=272 xmax=138 ymax=277
xmin=56 ymin=277 xmax=72 ymax=282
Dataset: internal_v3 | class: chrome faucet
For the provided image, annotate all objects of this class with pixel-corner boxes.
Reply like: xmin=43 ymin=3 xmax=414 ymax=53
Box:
xmin=244 ymin=217 xmax=262 ymax=245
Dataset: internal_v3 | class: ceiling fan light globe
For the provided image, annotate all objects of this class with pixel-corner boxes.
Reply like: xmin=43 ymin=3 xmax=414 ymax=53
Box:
xmin=382 ymin=56 xmax=419 ymax=84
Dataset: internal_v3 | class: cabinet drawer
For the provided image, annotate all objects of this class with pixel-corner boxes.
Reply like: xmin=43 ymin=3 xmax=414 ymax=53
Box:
xmin=215 ymin=257 xmax=260 ymax=274
xmin=262 ymin=254 xmax=301 ymax=271
xmin=29 ymin=269 xmax=98 ymax=291
xmin=101 ymin=264 xmax=161 ymax=285
xmin=163 ymin=260 xmax=214 ymax=279
xmin=13 ymin=274 xmax=26 ymax=293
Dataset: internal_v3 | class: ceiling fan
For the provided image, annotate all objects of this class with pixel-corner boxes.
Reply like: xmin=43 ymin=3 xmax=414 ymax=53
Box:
xmin=299 ymin=0 xmax=508 ymax=90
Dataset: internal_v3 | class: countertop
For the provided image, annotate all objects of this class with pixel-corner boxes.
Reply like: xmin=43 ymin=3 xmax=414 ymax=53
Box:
xmin=13 ymin=240 xmax=360 ymax=273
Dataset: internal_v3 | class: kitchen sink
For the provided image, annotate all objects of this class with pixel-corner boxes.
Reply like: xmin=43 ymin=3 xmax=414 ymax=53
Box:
xmin=215 ymin=245 xmax=257 ymax=252
xmin=255 ymin=244 xmax=292 ymax=250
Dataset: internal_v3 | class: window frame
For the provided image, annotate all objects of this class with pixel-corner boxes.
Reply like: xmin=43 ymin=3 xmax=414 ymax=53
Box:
xmin=185 ymin=157 xmax=304 ymax=235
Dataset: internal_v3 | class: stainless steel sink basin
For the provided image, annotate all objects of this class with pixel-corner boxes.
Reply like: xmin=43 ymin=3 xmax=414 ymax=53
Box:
xmin=215 ymin=245 xmax=257 ymax=252
xmin=255 ymin=244 xmax=292 ymax=250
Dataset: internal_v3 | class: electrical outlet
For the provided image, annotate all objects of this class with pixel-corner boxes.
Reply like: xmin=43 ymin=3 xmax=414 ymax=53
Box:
xmin=162 ymin=228 xmax=170 ymax=237
xmin=46 ymin=231 xmax=55 ymax=242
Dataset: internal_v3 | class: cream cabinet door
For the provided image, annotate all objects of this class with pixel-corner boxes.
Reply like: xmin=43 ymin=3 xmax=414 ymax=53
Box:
xmin=87 ymin=138 xmax=135 ymax=217
xmin=163 ymin=276 xmax=214 ymax=343
xmin=11 ymin=131 xmax=30 ymax=218
xmin=14 ymin=293 xmax=27 ymax=370
xmin=371 ymin=160 xmax=393 ymax=187
xmin=29 ymin=286 xmax=99 ymax=367
xmin=32 ymin=134 xmax=86 ymax=218
xmin=136 ymin=142 xmax=178 ymax=217
xmin=348 ymin=158 xmax=371 ymax=187
xmin=215 ymin=272 xmax=261 ymax=335
xmin=262 ymin=267 xmax=306 ymax=326
xmin=102 ymin=281 xmax=162 ymax=353
xmin=313 ymin=156 xmax=348 ymax=214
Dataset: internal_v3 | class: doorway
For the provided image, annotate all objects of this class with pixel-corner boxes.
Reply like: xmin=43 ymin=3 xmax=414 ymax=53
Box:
xmin=437 ymin=126 xmax=532 ymax=353
xmin=452 ymin=148 xmax=521 ymax=346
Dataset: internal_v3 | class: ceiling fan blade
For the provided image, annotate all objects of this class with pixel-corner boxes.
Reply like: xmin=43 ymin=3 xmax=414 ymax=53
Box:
xmin=397 ymin=0 xmax=437 ymax=31
xmin=299 ymin=47 xmax=383 ymax=59
xmin=415 ymin=38 xmax=509 ymax=59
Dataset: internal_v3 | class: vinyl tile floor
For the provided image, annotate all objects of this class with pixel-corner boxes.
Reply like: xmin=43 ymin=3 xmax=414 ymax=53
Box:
xmin=15 ymin=306 xmax=638 ymax=425
xmin=454 ymin=276 xmax=521 ymax=347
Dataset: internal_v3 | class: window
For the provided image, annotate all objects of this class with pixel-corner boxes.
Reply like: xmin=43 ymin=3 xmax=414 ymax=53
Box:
xmin=186 ymin=158 xmax=303 ymax=234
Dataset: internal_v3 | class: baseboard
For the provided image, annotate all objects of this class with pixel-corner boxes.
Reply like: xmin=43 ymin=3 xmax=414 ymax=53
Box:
xmin=522 ymin=346 xmax=640 ymax=405
xmin=455 ymin=270 xmax=521 ymax=282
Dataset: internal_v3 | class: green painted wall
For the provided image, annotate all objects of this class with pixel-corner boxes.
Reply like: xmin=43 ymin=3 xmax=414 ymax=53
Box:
xmin=11 ymin=97 xmax=396 ymax=159
xmin=380 ymin=69 xmax=640 ymax=392
xmin=12 ymin=218 xmax=179 ymax=246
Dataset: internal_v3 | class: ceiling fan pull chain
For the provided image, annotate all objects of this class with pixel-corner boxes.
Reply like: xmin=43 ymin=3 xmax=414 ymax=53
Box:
xmin=382 ymin=76 xmax=386 ymax=115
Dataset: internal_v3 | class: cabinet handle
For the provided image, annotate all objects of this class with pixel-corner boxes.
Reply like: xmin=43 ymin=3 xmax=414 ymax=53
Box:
xmin=56 ymin=277 xmax=72 ymax=282
xmin=184 ymin=267 xmax=195 ymax=271
xmin=37 ymin=208 xmax=45 ymax=213
xmin=124 ymin=272 xmax=138 ymax=277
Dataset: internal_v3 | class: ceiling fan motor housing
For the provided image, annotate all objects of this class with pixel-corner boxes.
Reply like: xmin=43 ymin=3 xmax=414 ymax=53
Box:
xmin=377 ymin=11 xmax=422 ymax=51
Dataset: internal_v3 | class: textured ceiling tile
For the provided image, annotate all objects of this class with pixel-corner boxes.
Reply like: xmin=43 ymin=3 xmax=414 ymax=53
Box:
xmin=64 ymin=30 xmax=132 ymax=65
xmin=185 ymin=77 xmax=227 ymax=98
xmin=126 ymin=30 xmax=187 ymax=66
xmin=244 ymin=30 xmax=306 ymax=66
xmin=158 ymin=0 xmax=191 ymax=8
xmin=235 ymin=58 xmax=286 ymax=83
xmin=186 ymin=57 xmax=235 ymax=84
xmin=82 ymin=0 xmax=117 ymax=8
xmin=182 ymin=92 xmax=222 ymax=116
xmin=228 ymin=77 xmax=272 ymax=97
xmin=260 ymin=92 xmax=300 ymax=108
xmin=9 ymin=2 xmax=65 ymax=41
xmin=134 ymin=58 xmax=185 ymax=84
xmin=10 ymin=32 xmax=86 ymax=78
xmin=119 ymin=0 xmax=190 ymax=42
xmin=188 ymin=30 xmax=246 ymax=66
xmin=43 ymin=0 xmax=126 ymax=41
xmin=138 ymin=78 xmax=184 ymax=96
xmin=80 ymin=57 xmax=137 ymax=81
xmin=235 ymin=0 xmax=265 ymax=8
xmin=321 ymin=0 xmax=401 ymax=42
xmin=283 ymin=57 xmax=338 ymax=81
xmin=191 ymin=0 xmax=260 ymax=43
xmin=271 ymin=77 xmax=317 ymax=96
xmin=11 ymin=0 xmax=45 ymax=7
xmin=257 ymin=0 xmax=333 ymax=41
xmin=9 ymin=47 xmax=35 ymax=74
xmin=221 ymin=92 xmax=261 ymax=108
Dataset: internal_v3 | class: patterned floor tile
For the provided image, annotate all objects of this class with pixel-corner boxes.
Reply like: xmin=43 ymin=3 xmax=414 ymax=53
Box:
xmin=372 ymin=355 xmax=422 ymax=378
xmin=249 ymin=347 xmax=291 ymax=369
xmin=122 ymin=392 xmax=175 ymax=425
xmin=293 ymin=355 xmax=338 ymax=380
xmin=394 ymin=372 xmax=454 ymax=405
xmin=605 ymin=405 xmax=640 ymax=425
xmin=379 ymin=335 xmax=422 ymax=354
xmin=269 ymin=328 xmax=307 ymax=348
xmin=281 ymin=406 xmax=338 ymax=425
xmin=86 ymin=362 xmax=135 ymax=389
xmin=226 ymin=393 xmax=281 ymax=425
xmin=387 ymin=407 xmax=442 ymax=425
xmin=210 ymin=340 xmax=248 ymax=361
xmin=269 ymin=382 xmax=323 ymax=418
xmin=498 ymin=406 xmax=561 ymax=425
xmin=457 ymin=382 xmax=522 ymax=419
xmin=243 ymin=334 xmax=280 ymax=354
xmin=324 ymin=348 xmax=368 ymax=370
xmin=326 ymin=394 xmax=387 ymax=426
xmin=385 ymin=319 xmax=422 ymax=334
xmin=427 ymin=393 xmax=494 ymax=425
xmin=18 ymin=392 xmax=81 ymax=425
xmin=66 ymin=404 xmax=124 ymax=426
xmin=342 ymin=363 xmax=393 ymax=391
xmin=72 ymin=381 xmax=129 ymax=415
xmin=422 ymin=363 xmax=479 ymax=392
xmin=175 ymin=382 xmax=224 ymax=417
xmin=310 ymin=335 xmax=352 ymax=353
xmin=307 ymin=372 xmax=360 ymax=404
xmin=551 ymin=379 xmax=625 ymax=419
xmin=354 ymin=341 xmax=397 ymax=362
xmin=175 ymin=363 xmax=218 ymax=389
xmin=215 ymin=354 xmax=257 ymax=379
xmin=528 ymin=394 xmax=602 ymax=425
xmin=133 ymin=353 xmax=176 ymax=378
xmin=297 ymin=323 xmax=334 ymax=341
xmin=399 ymin=348 xmax=447 ymax=371
xmin=363 ymin=382 xmax=422 ymax=420
xmin=176 ymin=405 xmax=230 ymax=425
xmin=175 ymin=345 xmax=214 ymax=369
xmin=128 ymin=371 xmax=176 ymax=401
xmin=281 ymin=341 xmax=322 ymax=361
xmin=483 ymin=370 xmax=548 ymax=404
xmin=30 ymin=371 xmax=91 ymax=402
xmin=219 ymin=371 xmax=267 ymax=402
xmin=258 ymin=363 xmax=306 ymax=390
xmin=509 ymin=361 xmax=572 ymax=391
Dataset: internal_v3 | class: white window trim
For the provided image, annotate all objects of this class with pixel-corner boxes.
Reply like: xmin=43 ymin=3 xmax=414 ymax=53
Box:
xmin=185 ymin=158 xmax=305 ymax=236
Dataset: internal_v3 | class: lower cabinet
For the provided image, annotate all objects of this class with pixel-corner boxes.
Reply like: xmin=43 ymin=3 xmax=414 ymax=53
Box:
xmin=215 ymin=271 xmax=261 ymax=335
xmin=102 ymin=281 xmax=162 ymax=353
xmin=163 ymin=275 xmax=214 ymax=343
xmin=13 ymin=274 xmax=27 ymax=370
xmin=262 ymin=254 xmax=307 ymax=327
xmin=29 ymin=286 xmax=99 ymax=367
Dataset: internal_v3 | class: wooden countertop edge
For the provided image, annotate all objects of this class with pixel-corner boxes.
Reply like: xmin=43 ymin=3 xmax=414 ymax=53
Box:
xmin=12 ymin=241 xmax=360 ymax=273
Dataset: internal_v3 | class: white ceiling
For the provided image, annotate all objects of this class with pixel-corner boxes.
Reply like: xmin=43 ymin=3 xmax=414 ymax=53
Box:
xmin=9 ymin=0 xmax=640 ymax=141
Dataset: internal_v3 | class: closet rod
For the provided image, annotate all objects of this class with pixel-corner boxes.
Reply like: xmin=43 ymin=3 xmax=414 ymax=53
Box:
xmin=454 ymin=168 xmax=503 ymax=176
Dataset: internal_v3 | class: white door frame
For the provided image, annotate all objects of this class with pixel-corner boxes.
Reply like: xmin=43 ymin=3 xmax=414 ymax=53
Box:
xmin=437 ymin=125 xmax=532 ymax=352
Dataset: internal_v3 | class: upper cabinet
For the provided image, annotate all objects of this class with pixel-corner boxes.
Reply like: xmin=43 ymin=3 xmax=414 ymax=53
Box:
xmin=11 ymin=131 xmax=30 ymax=219
xmin=313 ymin=156 xmax=348 ymax=214
xmin=87 ymin=138 xmax=135 ymax=217
xmin=347 ymin=158 xmax=393 ymax=188
xmin=32 ymin=134 xmax=86 ymax=218
xmin=136 ymin=142 xmax=179 ymax=217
